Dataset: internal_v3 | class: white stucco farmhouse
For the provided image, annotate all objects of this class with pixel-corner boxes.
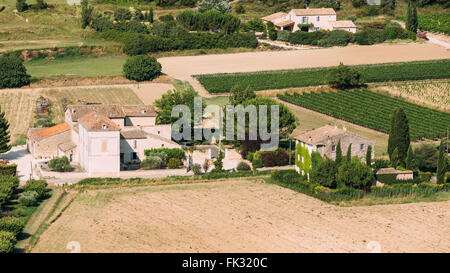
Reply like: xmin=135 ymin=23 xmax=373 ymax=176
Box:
xmin=262 ymin=8 xmax=356 ymax=33
xmin=27 ymin=104 xmax=180 ymax=177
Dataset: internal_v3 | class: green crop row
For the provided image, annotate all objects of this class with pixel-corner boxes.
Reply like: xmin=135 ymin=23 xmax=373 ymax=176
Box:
xmin=195 ymin=59 xmax=450 ymax=93
xmin=277 ymin=89 xmax=450 ymax=140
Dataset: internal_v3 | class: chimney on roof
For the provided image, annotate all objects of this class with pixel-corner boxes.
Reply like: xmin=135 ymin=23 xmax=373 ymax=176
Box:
xmin=343 ymin=126 xmax=347 ymax=132
xmin=324 ymin=131 xmax=329 ymax=138
xmin=309 ymin=136 xmax=312 ymax=142
xmin=102 ymin=124 xmax=107 ymax=129
xmin=141 ymin=109 xmax=146 ymax=114
xmin=334 ymin=124 xmax=337 ymax=130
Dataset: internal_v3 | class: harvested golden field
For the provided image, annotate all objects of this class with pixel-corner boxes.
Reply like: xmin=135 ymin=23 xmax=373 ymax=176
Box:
xmin=0 ymin=86 xmax=143 ymax=143
xmin=31 ymin=180 xmax=450 ymax=253
xmin=376 ymin=80 xmax=450 ymax=111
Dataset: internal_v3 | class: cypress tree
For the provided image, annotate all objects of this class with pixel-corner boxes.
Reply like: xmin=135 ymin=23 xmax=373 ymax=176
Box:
xmin=406 ymin=0 xmax=418 ymax=33
xmin=149 ymin=8 xmax=154 ymax=23
xmin=388 ymin=108 xmax=410 ymax=167
xmin=436 ymin=140 xmax=447 ymax=184
xmin=16 ymin=0 xmax=28 ymax=12
xmin=366 ymin=145 xmax=372 ymax=166
xmin=81 ymin=0 xmax=93 ymax=29
xmin=405 ymin=145 xmax=417 ymax=170
xmin=335 ymin=139 xmax=342 ymax=165
xmin=391 ymin=148 xmax=400 ymax=168
xmin=0 ymin=107 xmax=11 ymax=153
xmin=346 ymin=143 xmax=352 ymax=162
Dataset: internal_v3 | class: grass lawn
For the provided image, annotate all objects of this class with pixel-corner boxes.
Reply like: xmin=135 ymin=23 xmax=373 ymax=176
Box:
xmin=25 ymin=56 xmax=127 ymax=79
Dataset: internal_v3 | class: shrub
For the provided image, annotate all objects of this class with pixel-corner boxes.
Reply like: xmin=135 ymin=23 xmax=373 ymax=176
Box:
xmin=252 ymin=158 xmax=263 ymax=169
xmin=114 ymin=8 xmax=132 ymax=21
xmin=352 ymin=0 xmax=366 ymax=8
xmin=192 ymin=164 xmax=202 ymax=175
xmin=261 ymin=152 xmax=277 ymax=167
xmin=336 ymin=158 xmax=374 ymax=189
xmin=236 ymin=161 xmax=251 ymax=171
xmin=274 ymin=149 xmax=289 ymax=166
xmin=168 ymin=158 xmax=181 ymax=169
xmin=328 ymin=63 xmax=363 ymax=89
xmin=144 ymin=148 xmax=185 ymax=160
xmin=48 ymin=156 xmax=71 ymax=172
xmin=19 ymin=191 xmax=39 ymax=207
xmin=319 ymin=30 xmax=354 ymax=47
xmin=246 ymin=17 xmax=265 ymax=32
xmin=277 ymin=31 xmax=290 ymax=42
xmin=146 ymin=152 xmax=168 ymax=168
xmin=246 ymin=152 xmax=254 ymax=162
xmin=355 ymin=28 xmax=387 ymax=45
xmin=311 ymin=158 xmax=338 ymax=188
xmin=23 ymin=179 xmax=47 ymax=199
xmin=123 ymin=55 xmax=162 ymax=82
xmin=0 ymin=55 xmax=31 ymax=89
xmin=0 ymin=217 xmax=24 ymax=237
xmin=0 ymin=231 xmax=16 ymax=253
xmin=0 ymin=175 xmax=20 ymax=207
xmin=0 ymin=164 xmax=17 ymax=176
xmin=373 ymin=159 xmax=391 ymax=169
xmin=141 ymin=156 xmax=163 ymax=169
xmin=115 ymin=21 xmax=148 ymax=34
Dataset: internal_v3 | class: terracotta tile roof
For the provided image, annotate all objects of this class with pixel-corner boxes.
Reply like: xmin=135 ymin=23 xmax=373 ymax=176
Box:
xmin=67 ymin=104 xmax=125 ymax=122
xmin=122 ymin=105 xmax=156 ymax=117
xmin=329 ymin=20 xmax=356 ymax=28
xmin=292 ymin=8 xmax=336 ymax=16
xmin=28 ymin=123 xmax=70 ymax=142
xmin=261 ymin=12 xmax=287 ymax=21
xmin=295 ymin=125 xmax=346 ymax=145
xmin=78 ymin=112 xmax=120 ymax=131
xmin=120 ymin=129 xmax=148 ymax=139
xmin=275 ymin=20 xmax=295 ymax=27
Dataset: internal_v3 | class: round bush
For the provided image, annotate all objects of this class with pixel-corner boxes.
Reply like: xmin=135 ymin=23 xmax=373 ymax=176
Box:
xmin=48 ymin=156 xmax=71 ymax=172
xmin=0 ymin=231 xmax=16 ymax=253
xmin=141 ymin=156 xmax=163 ymax=169
xmin=123 ymin=55 xmax=162 ymax=82
xmin=167 ymin=158 xmax=181 ymax=169
xmin=0 ymin=55 xmax=31 ymax=89
xmin=23 ymin=179 xmax=47 ymax=199
xmin=252 ymin=158 xmax=263 ymax=169
xmin=236 ymin=162 xmax=251 ymax=171
xmin=0 ymin=217 xmax=24 ymax=237
xmin=19 ymin=191 xmax=39 ymax=207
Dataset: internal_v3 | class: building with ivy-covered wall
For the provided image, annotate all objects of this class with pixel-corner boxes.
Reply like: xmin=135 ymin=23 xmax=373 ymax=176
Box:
xmin=294 ymin=125 xmax=375 ymax=174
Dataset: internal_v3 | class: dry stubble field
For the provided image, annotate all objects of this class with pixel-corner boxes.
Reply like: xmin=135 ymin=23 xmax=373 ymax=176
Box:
xmin=31 ymin=180 xmax=450 ymax=253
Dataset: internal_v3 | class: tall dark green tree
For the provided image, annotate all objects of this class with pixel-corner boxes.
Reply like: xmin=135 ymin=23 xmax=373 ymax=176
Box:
xmin=436 ymin=139 xmax=447 ymax=184
xmin=0 ymin=107 xmax=11 ymax=153
xmin=405 ymin=145 xmax=417 ymax=170
xmin=81 ymin=0 xmax=93 ymax=29
xmin=149 ymin=8 xmax=154 ymax=23
xmin=366 ymin=145 xmax=372 ymax=166
xmin=391 ymin=148 xmax=400 ymax=168
xmin=335 ymin=139 xmax=342 ymax=165
xmin=406 ymin=0 xmax=418 ymax=33
xmin=388 ymin=107 xmax=410 ymax=167
xmin=346 ymin=143 xmax=352 ymax=162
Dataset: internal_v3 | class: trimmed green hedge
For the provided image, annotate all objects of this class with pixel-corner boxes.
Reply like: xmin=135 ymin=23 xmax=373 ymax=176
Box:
xmin=195 ymin=59 xmax=450 ymax=93
xmin=0 ymin=217 xmax=24 ymax=237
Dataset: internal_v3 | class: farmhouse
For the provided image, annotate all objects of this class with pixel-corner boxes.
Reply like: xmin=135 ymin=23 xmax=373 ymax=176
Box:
xmin=261 ymin=8 xmax=356 ymax=33
xmin=27 ymin=104 xmax=180 ymax=177
xmin=295 ymin=125 xmax=374 ymax=173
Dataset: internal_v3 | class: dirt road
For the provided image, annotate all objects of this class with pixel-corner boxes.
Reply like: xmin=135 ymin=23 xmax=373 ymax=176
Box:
xmin=32 ymin=180 xmax=450 ymax=253
xmin=159 ymin=42 xmax=450 ymax=96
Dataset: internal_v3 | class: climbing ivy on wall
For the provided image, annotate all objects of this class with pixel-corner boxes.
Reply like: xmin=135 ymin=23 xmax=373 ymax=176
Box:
xmin=295 ymin=142 xmax=311 ymax=176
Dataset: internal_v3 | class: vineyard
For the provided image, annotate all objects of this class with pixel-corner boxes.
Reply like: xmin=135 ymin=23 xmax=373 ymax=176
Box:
xmin=195 ymin=59 xmax=450 ymax=93
xmin=277 ymin=89 xmax=450 ymax=140
xmin=398 ymin=14 xmax=450 ymax=35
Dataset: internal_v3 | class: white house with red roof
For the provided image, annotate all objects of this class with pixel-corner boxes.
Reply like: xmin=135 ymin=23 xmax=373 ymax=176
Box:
xmin=262 ymin=8 xmax=356 ymax=33
xmin=27 ymin=104 xmax=180 ymax=177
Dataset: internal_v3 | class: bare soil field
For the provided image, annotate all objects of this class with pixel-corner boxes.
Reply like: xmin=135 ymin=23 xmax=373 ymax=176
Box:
xmin=31 ymin=180 xmax=450 ymax=253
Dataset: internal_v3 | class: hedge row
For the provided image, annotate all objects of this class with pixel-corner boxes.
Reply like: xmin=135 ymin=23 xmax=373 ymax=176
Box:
xmin=0 ymin=165 xmax=17 ymax=176
xmin=195 ymin=59 xmax=450 ymax=93
xmin=269 ymin=170 xmax=450 ymax=203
